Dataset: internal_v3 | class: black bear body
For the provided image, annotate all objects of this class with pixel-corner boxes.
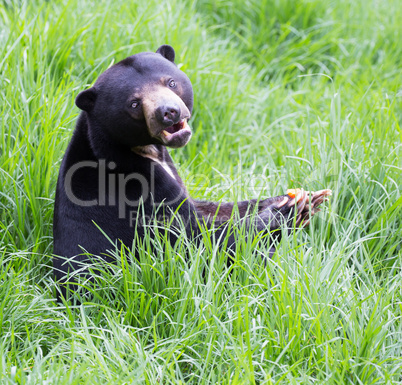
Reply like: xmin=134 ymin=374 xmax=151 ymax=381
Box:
xmin=53 ymin=45 xmax=330 ymax=290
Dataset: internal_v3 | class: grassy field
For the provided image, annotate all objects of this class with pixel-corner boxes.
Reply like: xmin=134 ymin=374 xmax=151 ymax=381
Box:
xmin=0 ymin=0 xmax=401 ymax=383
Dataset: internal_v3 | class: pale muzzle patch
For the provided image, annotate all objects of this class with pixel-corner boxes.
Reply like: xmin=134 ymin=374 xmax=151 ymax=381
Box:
xmin=142 ymin=85 xmax=192 ymax=148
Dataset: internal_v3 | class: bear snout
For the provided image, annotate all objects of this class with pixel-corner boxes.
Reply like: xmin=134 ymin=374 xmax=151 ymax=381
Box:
xmin=141 ymin=85 xmax=191 ymax=147
xmin=156 ymin=103 xmax=181 ymax=127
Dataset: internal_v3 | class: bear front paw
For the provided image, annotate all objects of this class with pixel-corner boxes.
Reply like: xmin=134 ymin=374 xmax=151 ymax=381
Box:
xmin=265 ymin=188 xmax=332 ymax=228
xmin=286 ymin=188 xmax=332 ymax=227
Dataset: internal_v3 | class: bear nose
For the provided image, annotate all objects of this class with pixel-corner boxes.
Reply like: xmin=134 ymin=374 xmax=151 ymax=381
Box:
xmin=156 ymin=104 xmax=181 ymax=126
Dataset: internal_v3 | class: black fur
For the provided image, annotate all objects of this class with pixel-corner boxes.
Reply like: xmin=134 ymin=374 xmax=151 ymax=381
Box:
xmin=53 ymin=46 xmax=308 ymax=298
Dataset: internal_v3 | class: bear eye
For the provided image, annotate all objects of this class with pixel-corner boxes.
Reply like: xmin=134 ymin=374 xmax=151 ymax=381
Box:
xmin=168 ymin=79 xmax=176 ymax=88
xmin=131 ymin=101 xmax=139 ymax=109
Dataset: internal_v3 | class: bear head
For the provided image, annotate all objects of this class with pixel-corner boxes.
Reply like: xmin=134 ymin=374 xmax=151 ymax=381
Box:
xmin=75 ymin=45 xmax=194 ymax=149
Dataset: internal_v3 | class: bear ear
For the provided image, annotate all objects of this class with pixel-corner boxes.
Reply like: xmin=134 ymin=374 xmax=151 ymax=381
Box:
xmin=156 ymin=45 xmax=175 ymax=63
xmin=75 ymin=87 xmax=97 ymax=112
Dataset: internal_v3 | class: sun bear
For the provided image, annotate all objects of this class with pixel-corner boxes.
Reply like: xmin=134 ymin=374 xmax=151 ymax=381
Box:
xmin=53 ymin=45 xmax=331 ymax=296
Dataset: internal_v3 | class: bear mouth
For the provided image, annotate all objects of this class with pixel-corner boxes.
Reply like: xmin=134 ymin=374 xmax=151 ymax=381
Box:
xmin=159 ymin=118 xmax=192 ymax=148
xmin=162 ymin=119 xmax=187 ymax=136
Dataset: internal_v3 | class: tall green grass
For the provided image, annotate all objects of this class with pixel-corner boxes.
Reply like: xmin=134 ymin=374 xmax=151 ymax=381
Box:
xmin=0 ymin=0 xmax=401 ymax=383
